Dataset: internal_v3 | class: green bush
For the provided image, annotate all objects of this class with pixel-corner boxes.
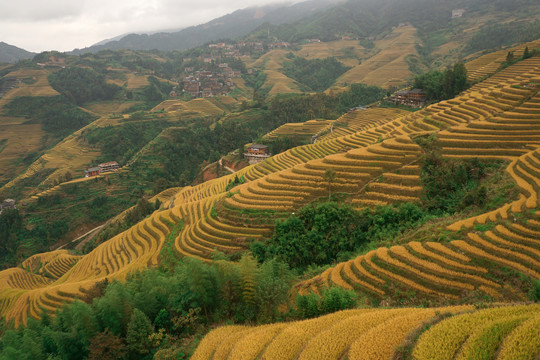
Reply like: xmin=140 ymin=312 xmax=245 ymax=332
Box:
xmin=252 ymin=202 xmax=425 ymax=270
xmin=296 ymin=286 xmax=358 ymax=319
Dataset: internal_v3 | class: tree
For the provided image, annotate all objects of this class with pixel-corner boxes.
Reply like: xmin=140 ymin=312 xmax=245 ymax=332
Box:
xmin=323 ymin=169 xmax=336 ymax=199
xmin=523 ymin=46 xmax=532 ymax=59
xmin=506 ymin=51 xmax=515 ymax=64
xmin=126 ymin=308 xmax=154 ymax=357
xmin=239 ymin=254 xmax=259 ymax=309
xmin=87 ymin=330 xmax=127 ymax=360
xmin=152 ymin=178 xmax=169 ymax=195
xmin=256 ymin=259 xmax=294 ymax=321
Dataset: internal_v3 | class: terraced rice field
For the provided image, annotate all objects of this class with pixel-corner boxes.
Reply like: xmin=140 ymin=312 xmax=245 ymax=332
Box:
xmin=465 ymin=38 xmax=540 ymax=82
xmin=0 ymin=126 xmax=101 ymax=195
xmin=250 ymin=49 xmax=302 ymax=95
xmin=338 ymin=25 xmax=419 ymax=88
xmin=265 ymin=119 xmax=333 ymax=141
xmin=192 ymin=304 xmax=539 ymax=360
xmin=125 ymin=73 xmax=150 ymax=89
xmin=300 ymin=145 xmax=540 ymax=300
xmin=0 ymin=69 xmax=59 ymax=108
xmin=296 ymin=39 xmax=365 ymax=64
xmin=3 ymin=50 xmax=540 ymax=325
xmin=0 ymin=117 xmax=45 ymax=186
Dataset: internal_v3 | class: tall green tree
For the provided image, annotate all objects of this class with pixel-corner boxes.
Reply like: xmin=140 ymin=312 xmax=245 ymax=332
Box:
xmin=126 ymin=309 xmax=154 ymax=358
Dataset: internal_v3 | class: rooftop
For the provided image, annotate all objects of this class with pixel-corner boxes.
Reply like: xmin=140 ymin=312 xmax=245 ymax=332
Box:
xmin=248 ymin=143 xmax=269 ymax=149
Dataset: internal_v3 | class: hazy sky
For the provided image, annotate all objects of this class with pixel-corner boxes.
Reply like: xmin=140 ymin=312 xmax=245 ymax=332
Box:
xmin=1 ymin=0 xmax=296 ymax=53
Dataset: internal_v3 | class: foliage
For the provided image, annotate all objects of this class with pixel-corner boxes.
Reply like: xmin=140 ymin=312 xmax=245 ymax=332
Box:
xmin=267 ymin=83 xmax=386 ymax=124
xmin=138 ymin=76 xmax=174 ymax=103
xmin=413 ymin=62 xmax=469 ymax=101
xmin=529 ymin=279 xmax=540 ymax=302
xmin=5 ymin=96 xmax=97 ymax=138
xmin=281 ymin=55 xmax=350 ymax=92
xmin=225 ymin=175 xmax=245 ymax=192
xmin=82 ymin=120 xmax=171 ymax=165
xmin=48 ymin=67 xmax=121 ymax=105
xmin=420 ymin=152 xmax=494 ymax=213
xmin=467 ymin=21 xmax=540 ymax=54
xmin=0 ymin=256 xmax=297 ymax=359
xmin=0 ymin=208 xmax=71 ymax=269
xmin=251 ymin=202 xmax=425 ymax=270
xmin=296 ymin=286 xmax=357 ymax=318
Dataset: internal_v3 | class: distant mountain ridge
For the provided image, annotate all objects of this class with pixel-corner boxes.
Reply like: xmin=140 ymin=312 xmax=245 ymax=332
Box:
xmin=71 ymin=0 xmax=343 ymax=54
xmin=0 ymin=42 xmax=35 ymax=63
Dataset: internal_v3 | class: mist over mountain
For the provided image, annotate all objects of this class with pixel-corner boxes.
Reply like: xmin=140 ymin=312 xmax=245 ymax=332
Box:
xmin=71 ymin=0 xmax=342 ymax=54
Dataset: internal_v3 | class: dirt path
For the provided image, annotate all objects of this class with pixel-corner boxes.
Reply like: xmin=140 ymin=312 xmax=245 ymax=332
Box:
xmin=56 ymin=223 xmax=106 ymax=250
xmin=219 ymin=158 xmax=236 ymax=174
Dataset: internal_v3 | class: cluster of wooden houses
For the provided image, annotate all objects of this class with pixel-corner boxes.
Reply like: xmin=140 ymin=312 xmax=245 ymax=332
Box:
xmin=183 ymin=65 xmax=241 ymax=98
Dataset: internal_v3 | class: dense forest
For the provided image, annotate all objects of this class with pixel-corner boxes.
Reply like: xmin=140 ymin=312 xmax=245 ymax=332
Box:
xmin=413 ymin=62 xmax=469 ymax=101
xmin=5 ymin=96 xmax=97 ymax=138
xmin=281 ymin=54 xmax=350 ymax=92
xmin=48 ymin=68 xmax=121 ymax=105
xmin=467 ymin=20 xmax=540 ymax=53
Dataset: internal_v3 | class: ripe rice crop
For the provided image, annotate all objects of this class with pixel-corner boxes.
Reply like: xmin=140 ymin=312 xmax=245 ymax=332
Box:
xmin=497 ymin=314 xmax=540 ymax=360
xmin=412 ymin=304 xmax=539 ymax=360
xmin=454 ymin=316 xmax=527 ymax=360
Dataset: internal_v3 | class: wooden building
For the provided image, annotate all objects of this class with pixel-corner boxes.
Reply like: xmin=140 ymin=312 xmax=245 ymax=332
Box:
xmin=85 ymin=167 xmax=100 ymax=177
xmin=244 ymin=144 xmax=271 ymax=164
xmin=99 ymin=161 xmax=120 ymax=173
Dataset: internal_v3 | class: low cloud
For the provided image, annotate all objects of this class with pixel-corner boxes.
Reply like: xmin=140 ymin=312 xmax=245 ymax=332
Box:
xmin=0 ymin=0 xmax=295 ymax=52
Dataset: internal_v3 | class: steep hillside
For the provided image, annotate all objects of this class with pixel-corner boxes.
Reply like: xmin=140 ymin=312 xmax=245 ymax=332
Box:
xmin=2 ymin=53 xmax=540 ymax=326
xmin=245 ymin=0 xmax=540 ymax=92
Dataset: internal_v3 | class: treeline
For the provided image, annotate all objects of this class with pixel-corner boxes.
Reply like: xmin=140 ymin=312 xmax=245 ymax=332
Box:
xmin=251 ymin=202 xmax=426 ymax=270
xmin=5 ymin=96 xmax=97 ymax=138
xmin=128 ymin=76 xmax=174 ymax=103
xmin=281 ymin=54 xmax=350 ymax=92
xmin=0 ymin=254 xmax=357 ymax=359
xmin=0 ymin=256 xmax=296 ymax=359
xmin=0 ymin=209 xmax=68 ymax=269
xmin=421 ymin=151 xmax=495 ymax=213
xmin=48 ymin=67 xmax=121 ymax=105
xmin=467 ymin=21 xmax=540 ymax=54
xmin=267 ymin=83 xmax=387 ymax=124
xmin=82 ymin=120 xmax=172 ymax=165
xmin=413 ymin=62 xmax=468 ymax=101
xmin=130 ymin=111 xmax=269 ymax=185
